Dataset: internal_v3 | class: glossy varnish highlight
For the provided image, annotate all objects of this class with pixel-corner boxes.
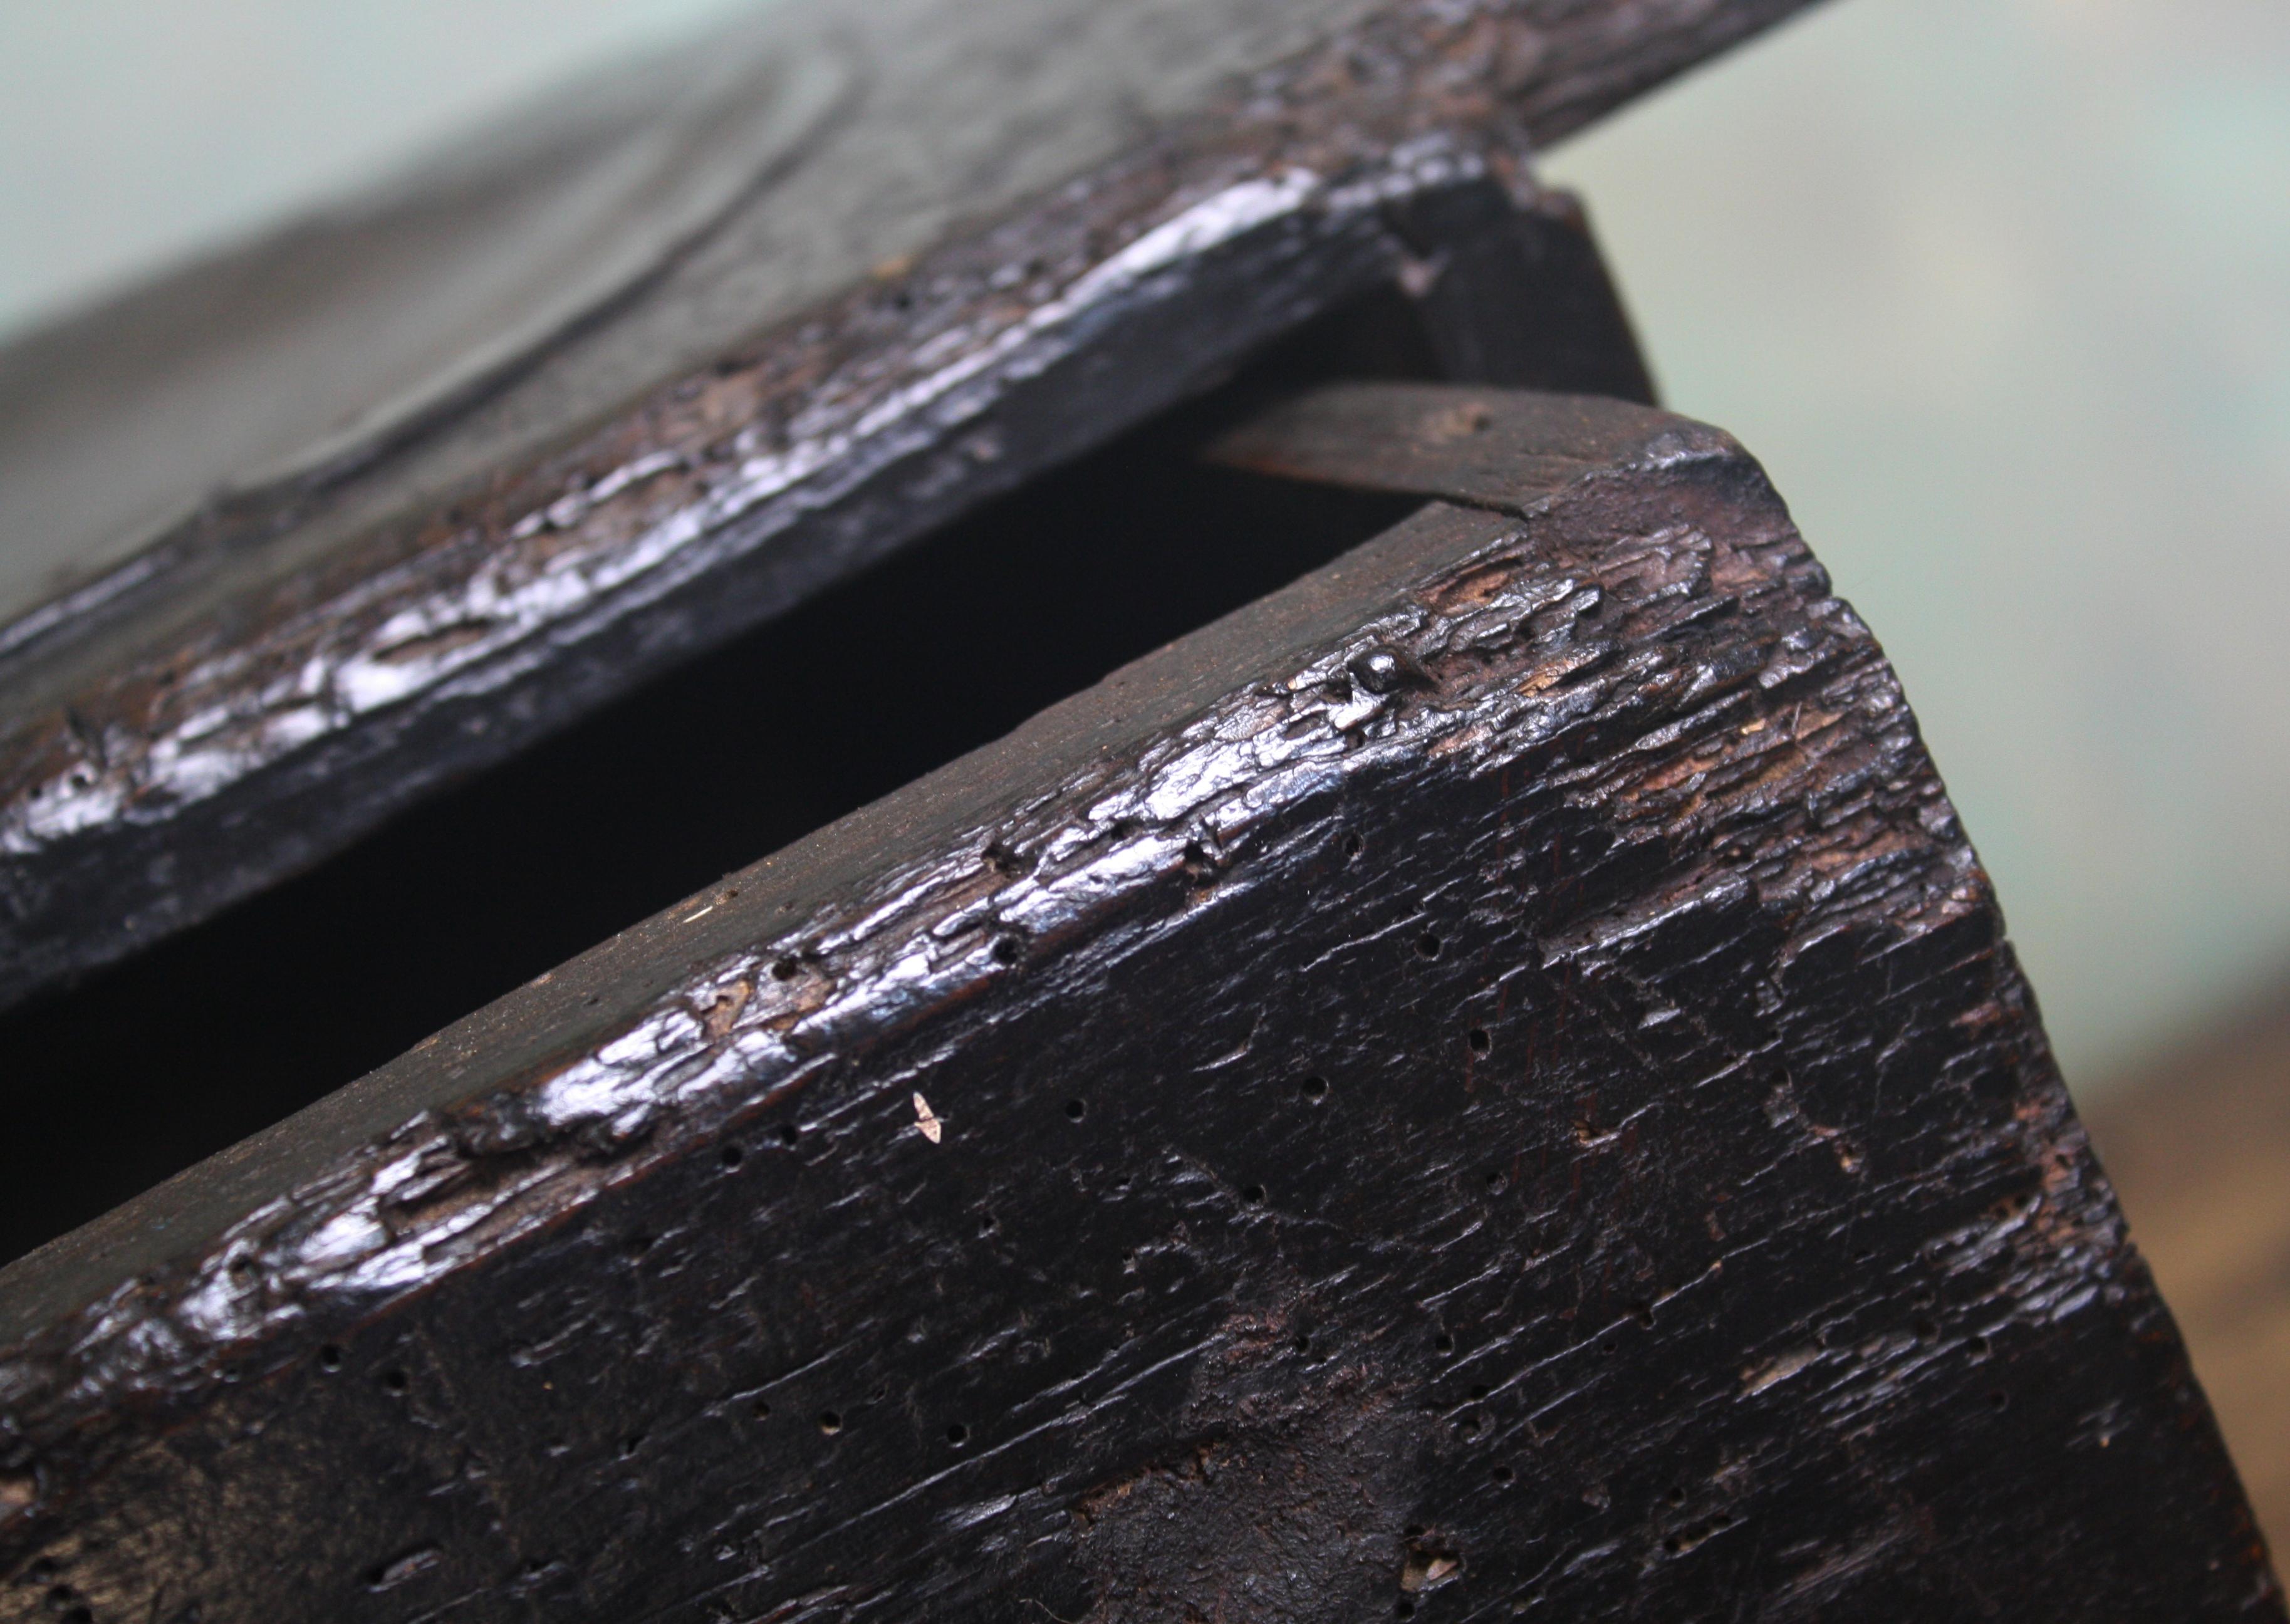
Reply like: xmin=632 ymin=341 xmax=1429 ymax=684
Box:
xmin=0 ymin=392 xmax=2270 ymax=1620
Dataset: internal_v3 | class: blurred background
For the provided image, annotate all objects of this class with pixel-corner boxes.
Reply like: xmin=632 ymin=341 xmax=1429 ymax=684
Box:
xmin=1544 ymin=4 xmax=2290 ymax=1544
xmin=3 ymin=0 xmax=2285 ymax=1545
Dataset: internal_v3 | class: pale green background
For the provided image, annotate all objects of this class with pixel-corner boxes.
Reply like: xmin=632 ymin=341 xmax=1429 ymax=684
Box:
xmin=3 ymin=0 xmax=2285 ymax=1093
xmin=1544 ymin=1 xmax=2290 ymax=1091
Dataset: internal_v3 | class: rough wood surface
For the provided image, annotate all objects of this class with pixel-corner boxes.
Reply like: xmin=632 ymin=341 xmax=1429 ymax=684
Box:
xmin=0 ymin=390 xmax=2271 ymax=1620
xmin=0 ymin=0 xmax=1812 ymax=1011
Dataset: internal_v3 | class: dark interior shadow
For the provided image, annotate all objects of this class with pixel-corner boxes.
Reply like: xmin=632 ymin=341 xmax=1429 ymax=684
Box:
xmin=0 ymin=296 xmax=1437 ymax=1266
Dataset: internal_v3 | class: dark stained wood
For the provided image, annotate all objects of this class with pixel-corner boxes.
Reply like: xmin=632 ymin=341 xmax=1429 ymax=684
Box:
xmin=0 ymin=389 xmax=2272 ymax=1620
xmin=0 ymin=0 xmax=1812 ymax=1011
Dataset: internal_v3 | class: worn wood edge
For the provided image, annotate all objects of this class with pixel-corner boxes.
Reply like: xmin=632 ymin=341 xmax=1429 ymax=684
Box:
xmin=0 ymin=154 xmax=1479 ymax=1007
xmin=0 ymin=390 xmax=2277 ymax=1616
xmin=1504 ymin=0 xmax=1829 ymax=148
xmin=0 ymin=0 xmax=1813 ymax=647
xmin=0 ymin=394 xmax=1701 ymax=1497
xmin=0 ymin=160 xmax=1556 ymax=1013
xmin=0 ymin=0 xmax=1822 ymax=1012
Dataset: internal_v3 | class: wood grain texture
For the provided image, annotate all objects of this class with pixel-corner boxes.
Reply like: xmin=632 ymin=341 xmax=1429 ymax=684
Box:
xmin=0 ymin=0 xmax=1811 ymax=1011
xmin=0 ymin=390 xmax=2271 ymax=1620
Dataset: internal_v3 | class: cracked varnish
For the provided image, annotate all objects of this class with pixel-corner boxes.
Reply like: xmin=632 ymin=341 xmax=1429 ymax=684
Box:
xmin=0 ymin=397 xmax=2271 ymax=1620
xmin=0 ymin=0 xmax=1792 ymax=1009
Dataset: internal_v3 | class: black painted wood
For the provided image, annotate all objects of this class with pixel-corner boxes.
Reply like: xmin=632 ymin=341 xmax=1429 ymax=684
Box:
xmin=0 ymin=0 xmax=1796 ymax=1012
xmin=0 ymin=389 xmax=2273 ymax=1621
